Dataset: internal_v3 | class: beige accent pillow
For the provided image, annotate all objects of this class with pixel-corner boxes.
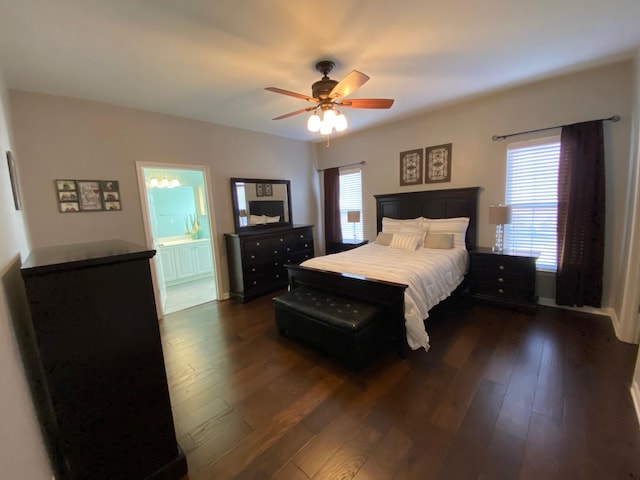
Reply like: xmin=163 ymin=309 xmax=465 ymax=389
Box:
xmin=389 ymin=232 xmax=421 ymax=251
xmin=400 ymin=224 xmax=429 ymax=247
xmin=426 ymin=217 xmax=470 ymax=249
xmin=375 ymin=232 xmax=394 ymax=246
xmin=424 ymin=233 xmax=454 ymax=249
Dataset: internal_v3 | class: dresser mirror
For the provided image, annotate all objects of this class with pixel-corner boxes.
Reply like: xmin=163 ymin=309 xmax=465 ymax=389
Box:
xmin=230 ymin=178 xmax=292 ymax=233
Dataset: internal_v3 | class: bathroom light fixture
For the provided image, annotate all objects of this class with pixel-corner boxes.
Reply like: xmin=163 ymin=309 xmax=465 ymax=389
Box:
xmin=146 ymin=176 xmax=180 ymax=189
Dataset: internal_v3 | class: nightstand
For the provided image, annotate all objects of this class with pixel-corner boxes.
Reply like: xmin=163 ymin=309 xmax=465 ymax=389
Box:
xmin=469 ymin=247 xmax=540 ymax=313
xmin=326 ymin=239 xmax=368 ymax=254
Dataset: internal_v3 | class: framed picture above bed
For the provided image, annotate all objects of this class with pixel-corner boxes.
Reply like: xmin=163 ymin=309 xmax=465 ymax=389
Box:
xmin=425 ymin=143 xmax=452 ymax=183
xmin=399 ymin=148 xmax=423 ymax=186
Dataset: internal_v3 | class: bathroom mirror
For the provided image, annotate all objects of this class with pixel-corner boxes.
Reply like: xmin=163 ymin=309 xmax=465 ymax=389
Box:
xmin=230 ymin=178 xmax=292 ymax=233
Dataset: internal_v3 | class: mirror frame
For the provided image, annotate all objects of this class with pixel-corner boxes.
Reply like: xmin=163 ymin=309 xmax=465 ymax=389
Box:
xmin=230 ymin=178 xmax=293 ymax=233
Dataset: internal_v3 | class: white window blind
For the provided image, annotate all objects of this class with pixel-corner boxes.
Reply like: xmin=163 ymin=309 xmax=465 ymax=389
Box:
xmin=504 ymin=136 xmax=560 ymax=271
xmin=339 ymin=168 xmax=363 ymax=241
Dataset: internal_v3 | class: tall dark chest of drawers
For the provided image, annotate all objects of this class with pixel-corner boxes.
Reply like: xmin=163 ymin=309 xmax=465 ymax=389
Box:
xmin=469 ymin=247 xmax=540 ymax=313
xmin=19 ymin=240 xmax=186 ymax=480
xmin=225 ymin=225 xmax=314 ymax=302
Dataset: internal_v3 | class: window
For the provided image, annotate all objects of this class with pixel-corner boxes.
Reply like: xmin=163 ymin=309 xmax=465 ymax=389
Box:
xmin=339 ymin=168 xmax=363 ymax=241
xmin=504 ymin=136 xmax=560 ymax=271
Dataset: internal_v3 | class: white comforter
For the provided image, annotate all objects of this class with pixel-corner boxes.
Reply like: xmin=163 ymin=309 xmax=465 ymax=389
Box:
xmin=301 ymin=243 xmax=468 ymax=351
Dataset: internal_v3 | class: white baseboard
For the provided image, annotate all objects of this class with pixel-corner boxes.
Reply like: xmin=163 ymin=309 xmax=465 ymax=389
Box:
xmin=631 ymin=380 xmax=640 ymax=427
xmin=538 ymin=297 xmax=622 ymax=338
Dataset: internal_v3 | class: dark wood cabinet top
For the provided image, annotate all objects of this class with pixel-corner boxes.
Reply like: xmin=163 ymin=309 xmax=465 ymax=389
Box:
xmin=21 ymin=239 xmax=155 ymax=276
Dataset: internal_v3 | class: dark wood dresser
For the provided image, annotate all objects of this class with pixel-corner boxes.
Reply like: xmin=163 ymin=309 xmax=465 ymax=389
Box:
xmin=19 ymin=240 xmax=186 ymax=480
xmin=469 ymin=247 xmax=540 ymax=313
xmin=225 ymin=225 xmax=314 ymax=302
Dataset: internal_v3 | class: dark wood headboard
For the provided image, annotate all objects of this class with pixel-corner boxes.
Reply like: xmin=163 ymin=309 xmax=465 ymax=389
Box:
xmin=374 ymin=187 xmax=480 ymax=250
xmin=248 ymin=200 xmax=285 ymax=219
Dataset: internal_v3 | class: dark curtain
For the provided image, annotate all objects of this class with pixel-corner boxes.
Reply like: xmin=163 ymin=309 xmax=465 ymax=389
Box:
xmin=556 ymin=120 xmax=605 ymax=307
xmin=324 ymin=168 xmax=342 ymax=244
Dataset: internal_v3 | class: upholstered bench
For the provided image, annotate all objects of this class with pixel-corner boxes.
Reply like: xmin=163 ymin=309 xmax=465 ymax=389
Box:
xmin=273 ymin=287 xmax=382 ymax=369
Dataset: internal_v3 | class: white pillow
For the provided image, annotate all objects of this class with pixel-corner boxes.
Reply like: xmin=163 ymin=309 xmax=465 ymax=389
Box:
xmin=248 ymin=214 xmax=267 ymax=225
xmin=389 ymin=232 xmax=421 ymax=251
xmin=399 ymin=223 xmax=429 ymax=247
xmin=382 ymin=217 xmax=425 ymax=234
xmin=265 ymin=215 xmax=280 ymax=223
xmin=426 ymin=217 xmax=470 ymax=249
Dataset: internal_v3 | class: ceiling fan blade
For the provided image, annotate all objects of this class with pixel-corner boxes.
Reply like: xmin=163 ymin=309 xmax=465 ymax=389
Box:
xmin=339 ymin=98 xmax=395 ymax=109
xmin=265 ymin=87 xmax=317 ymax=102
xmin=272 ymin=106 xmax=316 ymax=120
xmin=329 ymin=70 xmax=369 ymax=99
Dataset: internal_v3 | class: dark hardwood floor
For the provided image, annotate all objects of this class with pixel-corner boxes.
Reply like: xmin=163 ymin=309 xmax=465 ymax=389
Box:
xmin=159 ymin=291 xmax=640 ymax=480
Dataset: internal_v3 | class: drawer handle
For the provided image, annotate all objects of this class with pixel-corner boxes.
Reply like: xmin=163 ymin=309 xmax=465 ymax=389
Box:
xmin=498 ymin=265 xmax=505 ymax=270
xmin=251 ymin=267 xmax=255 ymax=272
xmin=250 ymin=254 xmax=255 ymax=259
xmin=286 ymin=247 xmax=290 ymax=251
xmin=274 ymin=250 xmax=278 ymax=254
xmin=275 ymin=274 xmax=280 ymax=278
xmin=274 ymin=262 xmax=278 ymax=266
xmin=299 ymin=234 xmax=304 ymax=238
xmin=256 ymin=242 xmax=261 ymax=246
xmin=498 ymin=277 xmax=504 ymax=283
xmin=279 ymin=238 xmax=284 ymax=242
xmin=498 ymin=288 xmax=504 ymax=294
xmin=304 ymin=243 xmax=309 ymax=248
xmin=253 ymin=280 xmax=257 ymax=285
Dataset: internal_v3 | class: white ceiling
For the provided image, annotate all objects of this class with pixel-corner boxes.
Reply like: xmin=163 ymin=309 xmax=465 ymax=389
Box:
xmin=1 ymin=0 xmax=639 ymax=142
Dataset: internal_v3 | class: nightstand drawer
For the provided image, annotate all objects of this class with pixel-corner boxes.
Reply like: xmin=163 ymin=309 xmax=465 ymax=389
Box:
xmin=473 ymin=281 xmax=532 ymax=303
xmin=472 ymin=255 xmax=534 ymax=276
xmin=474 ymin=271 xmax=531 ymax=289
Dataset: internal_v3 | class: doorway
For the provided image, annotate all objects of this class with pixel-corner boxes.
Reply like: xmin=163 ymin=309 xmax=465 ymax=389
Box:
xmin=136 ymin=162 xmax=222 ymax=316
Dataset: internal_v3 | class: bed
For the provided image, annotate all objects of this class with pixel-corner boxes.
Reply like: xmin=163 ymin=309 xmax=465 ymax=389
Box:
xmin=285 ymin=186 xmax=480 ymax=357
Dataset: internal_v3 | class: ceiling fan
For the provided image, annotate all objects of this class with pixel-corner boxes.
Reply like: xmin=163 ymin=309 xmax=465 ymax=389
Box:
xmin=265 ymin=60 xmax=394 ymax=134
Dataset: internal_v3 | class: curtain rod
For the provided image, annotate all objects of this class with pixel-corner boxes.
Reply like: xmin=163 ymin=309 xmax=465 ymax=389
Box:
xmin=316 ymin=160 xmax=366 ymax=172
xmin=492 ymin=115 xmax=620 ymax=141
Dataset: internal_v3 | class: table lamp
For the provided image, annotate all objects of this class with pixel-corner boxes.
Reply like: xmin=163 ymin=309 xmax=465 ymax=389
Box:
xmin=489 ymin=204 xmax=511 ymax=252
xmin=347 ymin=210 xmax=361 ymax=241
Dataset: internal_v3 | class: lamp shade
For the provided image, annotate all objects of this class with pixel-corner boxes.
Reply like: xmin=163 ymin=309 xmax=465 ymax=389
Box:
xmin=347 ymin=210 xmax=361 ymax=223
xmin=489 ymin=205 xmax=512 ymax=225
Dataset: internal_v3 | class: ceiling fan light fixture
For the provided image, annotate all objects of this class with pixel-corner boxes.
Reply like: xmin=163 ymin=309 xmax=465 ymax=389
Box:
xmin=319 ymin=120 xmax=333 ymax=136
xmin=307 ymin=113 xmax=321 ymax=132
xmin=334 ymin=112 xmax=348 ymax=132
xmin=322 ymin=108 xmax=337 ymax=125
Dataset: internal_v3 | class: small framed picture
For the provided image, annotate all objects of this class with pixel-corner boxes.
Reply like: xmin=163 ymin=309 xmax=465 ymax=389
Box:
xmin=59 ymin=202 xmax=80 ymax=213
xmin=56 ymin=179 xmax=76 ymax=191
xmin=399 ymin=148 xmax=423 ymax=186
xmin=256 ymin=183 xmax=264 ymax=197
xmin=264 ymin=183 xmax=273 ymax=196
xmin=104 ymin=201 xmax=121 ymax=211
xmin=425 ymin=143 xmax=452 ymax=183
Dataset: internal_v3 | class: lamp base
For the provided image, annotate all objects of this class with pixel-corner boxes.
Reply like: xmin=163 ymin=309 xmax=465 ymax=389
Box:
xmin=493 ymin=224 xmax=505 ymax=253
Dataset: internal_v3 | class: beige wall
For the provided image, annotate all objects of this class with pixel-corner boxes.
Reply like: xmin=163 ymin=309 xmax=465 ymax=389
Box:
xmin=315 ymin=61 xmax=633 ymax=312
xmin=8 ymin=91 xmax=320 ymax=294
xmin=0 ymin=73 xmax=52 ymax=477
xmin=631 ymin=51 xmax=640 ymax=424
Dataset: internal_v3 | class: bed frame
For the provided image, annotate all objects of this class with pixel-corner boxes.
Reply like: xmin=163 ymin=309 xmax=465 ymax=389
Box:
xmin=285 ymin=186 xmax=480 ymax=357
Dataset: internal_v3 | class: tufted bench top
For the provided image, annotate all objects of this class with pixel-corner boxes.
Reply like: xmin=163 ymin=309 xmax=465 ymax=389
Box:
xmin=273 ymin=287 xmax=378 ymax=332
